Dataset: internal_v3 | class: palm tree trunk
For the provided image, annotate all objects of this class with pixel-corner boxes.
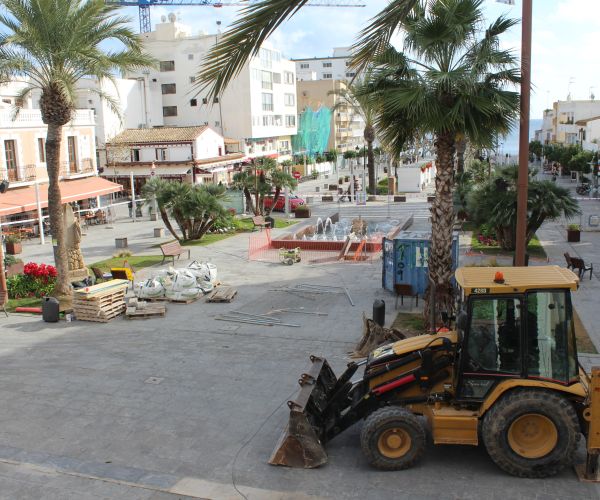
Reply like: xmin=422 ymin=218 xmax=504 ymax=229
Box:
xmin=160 ymin=207 xmax=180 ymax=241
xmin=424 ymin=132 xmax=456 ymax=328
xmin=367 ymin=141 xmax=375 ymax=194
xmin=455 ymin=137 xmax=466 ymax=174
xmin=45 ymin=123 xmax=70 ymax=296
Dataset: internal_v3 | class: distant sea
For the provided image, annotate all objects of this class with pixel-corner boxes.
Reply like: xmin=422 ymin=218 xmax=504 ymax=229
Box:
xmin=501 ymin=118 xmax=543 ymax=155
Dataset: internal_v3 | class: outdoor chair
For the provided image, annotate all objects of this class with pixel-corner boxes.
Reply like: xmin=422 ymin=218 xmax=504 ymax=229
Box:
xmin=394 ymin=283 xmax=419 ymax=309
xmin=570 ymin=257 xmax=593 ymax=280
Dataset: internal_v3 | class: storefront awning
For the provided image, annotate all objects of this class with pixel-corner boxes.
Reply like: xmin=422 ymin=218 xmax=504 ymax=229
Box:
xmin=0 ymin=176 xmax=122 ymax=217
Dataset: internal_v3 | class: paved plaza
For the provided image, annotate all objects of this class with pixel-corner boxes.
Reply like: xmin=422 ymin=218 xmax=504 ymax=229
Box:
xmin=2 ymin=173 xmax=600 ymax=499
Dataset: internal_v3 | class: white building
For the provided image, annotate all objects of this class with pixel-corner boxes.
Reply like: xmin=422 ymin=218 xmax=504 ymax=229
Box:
xmin=127 ymin=17 xmax=297 ymax=163
xmin=294 ymin=47 xmax=357 ymax=82
xmin=534 ymin=99 xmax=600 ymax=147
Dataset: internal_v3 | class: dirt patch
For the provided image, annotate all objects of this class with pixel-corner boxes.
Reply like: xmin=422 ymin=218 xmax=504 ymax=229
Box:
xmin=574 ymin=308 xmax=597 ymax=354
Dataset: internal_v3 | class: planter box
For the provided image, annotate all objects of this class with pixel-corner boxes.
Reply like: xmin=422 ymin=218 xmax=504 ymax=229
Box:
xmin=6 ymin=261 xmax=24 ymax=277
xmin=394 ymin=195 xmax=407 ymax=202
xmin=329 ymin=184 xmax=338 ymax=191
xmin=315 ymin=187 xmax=320 ymax=193
xmin=567 ymin=229 xmax=581 ymax=243
xmin=153 ymin=228 xmax=164 ymax=238
xmin=115 ymin=237 xmax=128 ymax=248
xmin=321 ymin=195 xmax=334 ymax=202
xmin=295 ymin=210 xmax=311 ymax=219
xmin=150 ymin=213 xmax=158 ymax=222
xmin=5 ymin=241 xmax=22 ymax=255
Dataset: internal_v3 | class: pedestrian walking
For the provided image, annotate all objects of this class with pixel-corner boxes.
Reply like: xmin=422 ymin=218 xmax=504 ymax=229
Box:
xmin=128 ymin=200 xmax=133 ymax=218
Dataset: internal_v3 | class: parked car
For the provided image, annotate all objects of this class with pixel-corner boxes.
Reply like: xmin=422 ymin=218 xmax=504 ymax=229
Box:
xmin=264 ymin=193 xmax=305 ymax=212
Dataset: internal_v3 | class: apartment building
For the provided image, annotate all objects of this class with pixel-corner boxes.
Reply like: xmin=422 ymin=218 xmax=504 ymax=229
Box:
xmin=128 ymin=17 xmax=298 ymax=163
xmin=294 ymin=47 xmax=357 ymax=82
xmin=534 ymin=99 xmax=600 ymax=147
xmin=296 ymin=79 xmax=364 ymax=153
xmin=0 ymin=87 xmax=122 ymax=227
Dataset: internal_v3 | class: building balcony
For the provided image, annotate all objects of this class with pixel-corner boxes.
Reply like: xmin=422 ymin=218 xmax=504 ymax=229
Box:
xmin=0 ymin=109 xmax=95 ymax=129
xmin=0 ymin=164 xmax=37 ymax=184
xmin=59 ymin=158 xmax=96 ymax=178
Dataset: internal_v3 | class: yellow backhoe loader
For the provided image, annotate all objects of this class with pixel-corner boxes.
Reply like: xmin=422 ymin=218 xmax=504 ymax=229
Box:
xmin=270 ymin=266 xmax=600 ymax=480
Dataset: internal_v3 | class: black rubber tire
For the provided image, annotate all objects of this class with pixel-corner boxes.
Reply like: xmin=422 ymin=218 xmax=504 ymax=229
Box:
xmin=360 ymin=406 xmax=426 ymax=471
xmin=482 ymin=389 xmax=580 ymax=478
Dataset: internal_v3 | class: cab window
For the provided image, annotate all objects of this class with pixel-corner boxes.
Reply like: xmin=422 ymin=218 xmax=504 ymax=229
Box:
xmin=526 ymin=291 xmax=577 ymax=383
xmin=467 ymin=297 xmax=522 ymax=374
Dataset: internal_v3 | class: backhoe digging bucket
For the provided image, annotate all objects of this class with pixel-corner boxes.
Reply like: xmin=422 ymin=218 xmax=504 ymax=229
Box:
xmin=269 ymin=355 xmax=338 ymax=468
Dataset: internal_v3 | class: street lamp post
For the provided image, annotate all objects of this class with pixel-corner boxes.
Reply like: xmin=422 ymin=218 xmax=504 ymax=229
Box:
xmin=514 ymin=0 xmax=533 ymax=267
xmin=0 ymin=180 xmax=9 ymax=305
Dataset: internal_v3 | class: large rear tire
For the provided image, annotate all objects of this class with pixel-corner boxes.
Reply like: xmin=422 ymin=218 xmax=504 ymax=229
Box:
xmin=482 ymin=389 xmax=580 ymax=478
xmin=360 ymin=406 xmax=426 ymax=470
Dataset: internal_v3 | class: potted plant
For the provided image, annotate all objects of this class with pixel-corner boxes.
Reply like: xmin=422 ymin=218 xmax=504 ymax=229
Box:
xmin=4 ymin=255 xmax=24 ymax=276
xmin=295 ymin=205 xmax=311 ymax=218
xmin=5 ymin=234 xmax=22 ymax=255
xmin=567 ymin=223 xmax=581 ymax=243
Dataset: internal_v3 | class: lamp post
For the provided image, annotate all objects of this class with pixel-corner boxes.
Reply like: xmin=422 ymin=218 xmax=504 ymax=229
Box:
xmin=0 ymin=179 xmax=9 ymax=303
xmin=514 ymin=0 xmax=533 ymax=267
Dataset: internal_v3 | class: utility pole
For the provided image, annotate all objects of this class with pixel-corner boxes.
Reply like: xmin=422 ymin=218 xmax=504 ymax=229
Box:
xmin=514 ymin=0 xmax=532 ymax=267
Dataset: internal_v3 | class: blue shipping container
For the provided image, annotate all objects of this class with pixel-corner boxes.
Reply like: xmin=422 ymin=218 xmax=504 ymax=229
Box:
xmin=382 ymin=230 xmax=460 ymax=296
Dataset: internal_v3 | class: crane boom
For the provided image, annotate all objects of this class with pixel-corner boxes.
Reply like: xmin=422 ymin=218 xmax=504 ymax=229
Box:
xmin=105 ymin=0 xmax=366 ymax=33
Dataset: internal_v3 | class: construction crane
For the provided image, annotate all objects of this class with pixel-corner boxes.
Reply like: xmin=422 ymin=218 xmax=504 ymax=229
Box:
xmin=105 ymin=0 xmax=366 ymax=34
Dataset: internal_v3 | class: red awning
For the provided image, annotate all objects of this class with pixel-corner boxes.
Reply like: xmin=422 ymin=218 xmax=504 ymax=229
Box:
xmin=0 ymin=176 xmax=122 ymax=217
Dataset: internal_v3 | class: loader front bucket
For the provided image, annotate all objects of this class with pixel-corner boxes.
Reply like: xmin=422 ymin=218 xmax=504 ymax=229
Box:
xmin=269 ymin=355 xmax=338 ymax=468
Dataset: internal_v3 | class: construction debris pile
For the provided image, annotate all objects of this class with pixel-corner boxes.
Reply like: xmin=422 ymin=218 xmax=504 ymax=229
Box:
xmin=136 ymin=261 xmax=218 ymax=302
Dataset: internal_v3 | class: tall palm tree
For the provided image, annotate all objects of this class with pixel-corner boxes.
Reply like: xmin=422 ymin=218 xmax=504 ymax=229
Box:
xmin=362 ymin=0 xmax=519 ymax=316
xmin=0 ymin=0 xmax=154 ymax=295
xmin=329 ymin=79 xmax=378 ymax=194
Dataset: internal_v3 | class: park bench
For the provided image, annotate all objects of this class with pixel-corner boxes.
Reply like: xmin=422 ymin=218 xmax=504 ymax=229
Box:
xmin=160 ymin=240 xmax=191 ymax=265
xmin=252 ymin=215 xmax=270 ymax=231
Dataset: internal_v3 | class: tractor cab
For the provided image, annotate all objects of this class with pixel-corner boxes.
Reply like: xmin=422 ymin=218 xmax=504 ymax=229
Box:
xmin=454 ymin=266 xmax=581 ymax=401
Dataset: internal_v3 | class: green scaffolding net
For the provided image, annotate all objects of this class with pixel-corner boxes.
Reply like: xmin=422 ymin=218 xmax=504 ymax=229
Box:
xmin=292 ymin=106 xmax=332 ymax=157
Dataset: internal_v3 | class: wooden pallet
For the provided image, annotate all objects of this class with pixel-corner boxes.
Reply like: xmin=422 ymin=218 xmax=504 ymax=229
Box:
xmin=168 ymin=295 xmax=201 ymax=304
xmin=206 ymin=286 xmax=237 ymax=303
xmin=126 ymin=303 xmax=166 ymax=319
xmin=73 ymin=279 xmax=128 ymax=322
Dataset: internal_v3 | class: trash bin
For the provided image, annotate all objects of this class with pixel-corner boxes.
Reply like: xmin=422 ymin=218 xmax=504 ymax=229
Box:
xmin=115 ymin=237 xmax=128 ymax=248
xmin=373 ymin=299 xmax=385 ymax=327
xmin=42 ymin=296 xmax=60 ymax=323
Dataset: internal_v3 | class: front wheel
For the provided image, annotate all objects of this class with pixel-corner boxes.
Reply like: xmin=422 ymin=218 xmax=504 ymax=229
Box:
xmin=482 ymin=389 xmax=580 ymax=478
xmin=360 ymin=406 xmax=426 ymax=470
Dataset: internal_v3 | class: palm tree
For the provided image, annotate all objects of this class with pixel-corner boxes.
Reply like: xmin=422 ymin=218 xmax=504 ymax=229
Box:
xmin=329 ymin=79 xmax=378 ymax=194
xmin=0 ymin=0 xmax=154 ymax=295
xmin=360 ymin=1 xmax=519 ymax=317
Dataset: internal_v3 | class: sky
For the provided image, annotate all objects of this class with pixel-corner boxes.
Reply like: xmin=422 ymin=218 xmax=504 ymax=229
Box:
xmin=120 ymin=0 xmax=597 ymax=120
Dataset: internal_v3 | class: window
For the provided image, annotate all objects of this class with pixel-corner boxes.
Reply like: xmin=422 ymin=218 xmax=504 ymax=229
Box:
xmin=284 ymin=93 xmax=295 ymax=106
xmin=279 ymin=140 xmax=290 ymax=150
xmin=262 ymin=115 xmax=270 ymax=127
xmin=189 ymin=76 xmax=196 ymax=83
xmin=67 ymin=136 xmax=77 ymax=170
xmin=526 ymin=291 xmax=578 ymax=383
xmin=272 ymin=73 xmax=281 ymax=84
xmin=252 ymin=68 xmax=261 ymax=80
xmin=285 ymin=115 xmax=296 ymax=127
xmin=155 ymin=148 xmax=167 ymax=161
xmin=161 ymin=83 xmax=176 ymax=94
xmin=162 ymin=106 xmax=178 ymax=117
xmin=188 ymin=54 xmax=194 ymax=60
xmin=130 ymin=149 xmax=140 ymax=162
xmin=261 ymin=71 xmax=273 ymax=90
xmin=4 ymin=140 xmax=17 ymax=175
xmin=38 ymin=138 xmax=45 ymax=162
xmin=159 ymin=60 xmax=175 ymax=72
xmin=323 ymin=62 xmax=332 ymax=68
xmin=252 ymin=115 xmax=261 ymax=127
xmin=259 ymin=48 xmax=272 ymax=68
xmin=346 ymin=72 xmax=356 ymax=78
xmin=284 ymin=71 xmax=294 ymax=84
xmin=262 ymin=93 xmax=273 ymax=111
xmin=190 ymin=99 xmax=197 ymax=107
xmin=323 ymin=73 xmax=332 ymax=79
xmin=300 ymin=63 xmax=309 ymax=69
xmin=467 ymin=298 xmax=522 ymax=374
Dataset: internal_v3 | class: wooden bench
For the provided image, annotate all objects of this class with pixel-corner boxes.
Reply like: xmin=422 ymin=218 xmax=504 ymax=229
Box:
xmin=252 ymin=215 xmax=269 ymax=231
xmin=160 ymin=240 xmax=191 ymax=265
